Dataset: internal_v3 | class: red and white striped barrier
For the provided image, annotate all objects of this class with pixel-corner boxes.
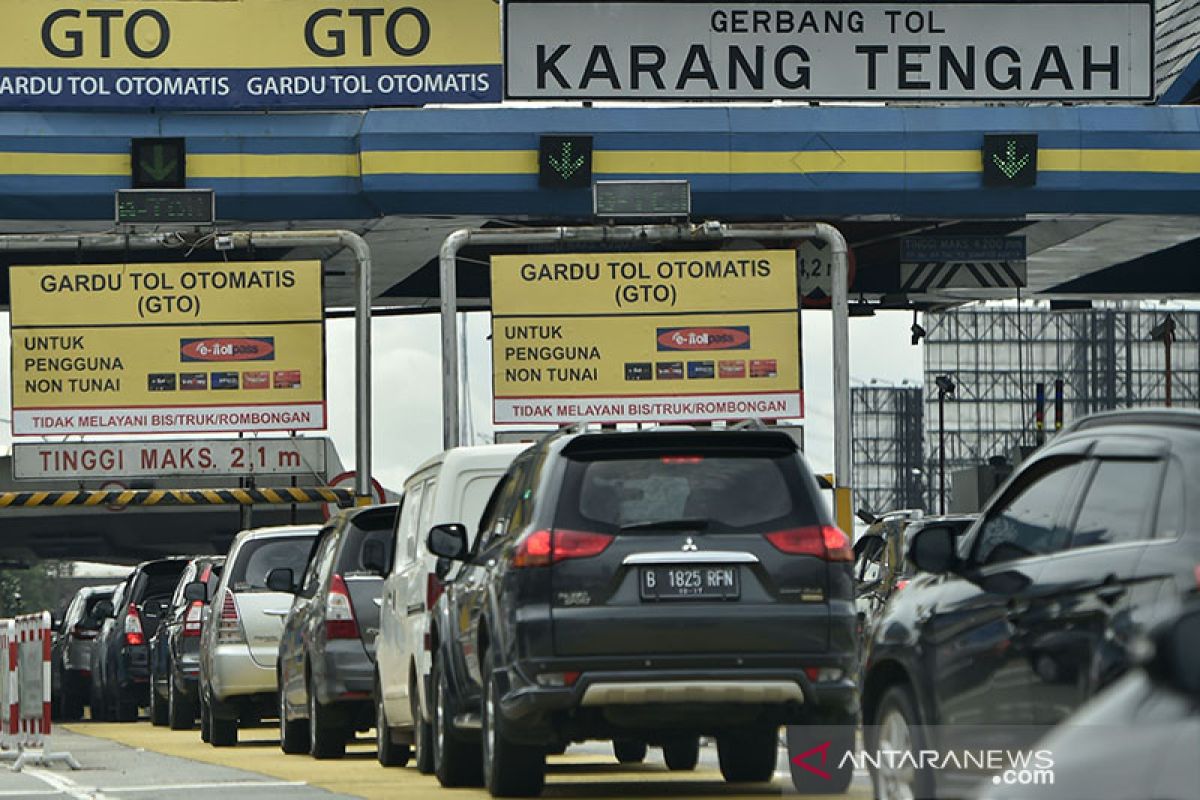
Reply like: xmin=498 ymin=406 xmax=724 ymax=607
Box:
xmin=0 ymin=618 xmax=15 ymax=745
xmin=0 ymin=612 xmax=78 ymax=771
xmin=14 ymin=611 xmax=52 ymax=746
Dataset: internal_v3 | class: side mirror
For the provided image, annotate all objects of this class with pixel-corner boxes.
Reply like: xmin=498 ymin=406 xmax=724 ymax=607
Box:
xmin=182 ymin=581 xmax=207 ymax=604
xmin=92 ymin=599 xmax=115 ymax=619
xmin=908 ymin=525 xmax=958 ymax=575
xmin=362 ymin=539 xmax=389 ymax=575
xmin=50 ymin=612 xmax=64 ymax=632
xmin=266 ymin=567 xmax=296 ymax=593
xmin=427 ymin=524 xmax=469 ymax=561
xmin=1147 ymin=605 xmax=1200 ymax=698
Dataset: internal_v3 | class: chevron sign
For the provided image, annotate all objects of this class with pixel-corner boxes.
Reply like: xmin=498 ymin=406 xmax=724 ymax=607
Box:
xmin=901 ymin=261 xmax=1027 ymax=291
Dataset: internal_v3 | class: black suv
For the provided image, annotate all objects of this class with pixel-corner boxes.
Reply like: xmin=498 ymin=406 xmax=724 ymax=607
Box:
xmin=426 ymin=428 xmax=858 ymax=797
xmin=89 ymin=557 xmax=192 ymax=721
xmin=862 ymin=409 xmax=1200 ymax=799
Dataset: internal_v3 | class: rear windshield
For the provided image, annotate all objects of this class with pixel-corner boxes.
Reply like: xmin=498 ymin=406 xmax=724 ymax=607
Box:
xmin=558 ymin=454 xmax=819 ymax=533
xmin=337 ymin=524 xmax=395 ymax=575
xmin=134 ymin=562 xmax=189 ymax=603
xmin=229 ymin=536 xmax=315 ymax=591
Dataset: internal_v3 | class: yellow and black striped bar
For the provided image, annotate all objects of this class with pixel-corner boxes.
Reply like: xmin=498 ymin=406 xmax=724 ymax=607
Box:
xmin=0 ymin=487 xmax=357 ymax=509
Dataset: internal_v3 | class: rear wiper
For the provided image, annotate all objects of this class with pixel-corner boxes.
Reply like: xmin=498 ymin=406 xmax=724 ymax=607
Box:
xmin=619 ymin=518 xmax=710 ymax=532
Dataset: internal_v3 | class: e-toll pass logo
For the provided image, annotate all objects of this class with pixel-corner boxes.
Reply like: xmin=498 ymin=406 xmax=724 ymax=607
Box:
xmin=180 ymin=337 xmax=275 ymax=362
xmin=657 ymin=326 xmax=750 ymax=352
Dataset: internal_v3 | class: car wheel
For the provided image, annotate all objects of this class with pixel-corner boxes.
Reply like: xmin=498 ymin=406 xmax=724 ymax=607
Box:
xmin=482 ymin=648 xmax=545 ymax=797
xmin=199 ymin=690 xmax=211 ymax=743
xmin=63 ymin=677 xmax=85 ymax=721
xmin=662 ymin=736 xmax=700 ymax=771
xmin=168 ymin=675 xmax=194 ymax=731
xmin=431 ymin=654 xmax=482 ymax=788
xmin=115 ymin=686 xmax=138 ymax=723
xmin=374 ymin=673 xmax=410 ymax=767
xmin=411 ymin=672 xmax=434 ymax=774
xmin=208 ymin=695 xmax=238 ymax=748
xmin=613 ymin=739 xmax=647 ymax=764
xmin=279 ymin=680 xmax=309 ymax=755
xmin=308 ymin=674 xmax=347 ymax=759
xmin=149 ymin=681 xmax=169 ymax=726
xmin=867 ymin=686 xmax=930 ymax=800
xmin=717 ymin=725 xmax=778 ymax=783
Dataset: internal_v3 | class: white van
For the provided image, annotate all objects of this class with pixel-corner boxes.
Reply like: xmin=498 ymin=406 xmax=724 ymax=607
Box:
xmin=374 ymin=444 xmax=529 ymax=770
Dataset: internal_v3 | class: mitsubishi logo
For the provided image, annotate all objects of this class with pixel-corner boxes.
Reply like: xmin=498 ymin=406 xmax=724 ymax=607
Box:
xmin=681 ymin=537 xmax=698 ymax=552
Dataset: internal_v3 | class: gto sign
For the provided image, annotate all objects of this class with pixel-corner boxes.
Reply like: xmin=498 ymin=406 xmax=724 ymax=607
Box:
xmin=504 ymin=0 xmax=1154 ymax=101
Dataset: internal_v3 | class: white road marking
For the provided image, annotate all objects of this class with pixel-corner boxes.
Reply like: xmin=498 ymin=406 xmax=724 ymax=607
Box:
xmin=21 ymin=768 xmax=97 ymax=800
xmin=112 ymin=781 xmax=308 ymax=793
xmin=18 ymin=771 xmax=307 ymax=799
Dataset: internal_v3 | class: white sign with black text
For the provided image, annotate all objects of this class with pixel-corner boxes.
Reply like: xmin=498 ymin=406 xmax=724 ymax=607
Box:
xmin=504 ymin=1 xmax=1154 ymax=101
xmin=12 ymin=438 xmax=328 ymax=481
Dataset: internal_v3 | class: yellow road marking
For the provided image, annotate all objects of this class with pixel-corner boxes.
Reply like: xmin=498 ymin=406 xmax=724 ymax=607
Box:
xmin=65 ymin=723 xmax=869 ymax=800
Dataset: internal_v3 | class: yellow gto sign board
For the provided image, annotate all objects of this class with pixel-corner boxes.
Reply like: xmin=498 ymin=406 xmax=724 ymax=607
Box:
xmin=0 ymin=0 xmax=500 ymax=110
xmin=9 ymin=262 xmax=325 ymax=435
xmin=490 ymin=250 xmax=802 ymax=424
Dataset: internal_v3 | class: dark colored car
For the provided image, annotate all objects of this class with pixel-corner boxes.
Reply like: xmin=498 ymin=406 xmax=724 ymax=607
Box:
xmin=426 ymin=428 xmax=859 ymax=797
xmin=275 ymin=504 xmax=397 ymax=759
xmin=862 ymin=409 xmax=1200 ymax=799
xmin=979 ymin=601 xmax=1200 ymax=800
xmin=89 ymin=557 xmax=191 ymax=721
xmin=52 ymin=584 xmax=117 ymax=720
xmin=148 ymin=556 xmax=225 ymax=729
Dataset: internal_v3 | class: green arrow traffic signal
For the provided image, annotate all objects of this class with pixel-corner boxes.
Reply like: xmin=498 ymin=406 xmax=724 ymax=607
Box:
xmin=131 ymin=137 xmax=186 ymax=188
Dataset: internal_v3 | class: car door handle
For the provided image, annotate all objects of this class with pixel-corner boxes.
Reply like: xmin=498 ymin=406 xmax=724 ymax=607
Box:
xmin=1097 ymin=584 xmax=1126 ymax=605
xmin=262 ymin=609 xmax=290 ymax=617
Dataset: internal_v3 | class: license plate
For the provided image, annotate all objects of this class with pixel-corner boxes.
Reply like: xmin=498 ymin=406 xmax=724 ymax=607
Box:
xmin=639 ymin=565 xmax=740 ymax=601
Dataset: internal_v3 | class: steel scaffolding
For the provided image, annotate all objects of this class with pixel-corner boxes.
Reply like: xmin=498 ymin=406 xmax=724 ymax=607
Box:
xmin=923 ymin=305 xmax=1200 ymax=511
xmin=851 ymin=384 xmax=926 ymax=516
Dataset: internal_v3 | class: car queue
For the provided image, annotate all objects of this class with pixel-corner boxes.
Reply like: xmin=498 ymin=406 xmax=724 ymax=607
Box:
xmin=48 ymin=411 xmax=1200 ymax=799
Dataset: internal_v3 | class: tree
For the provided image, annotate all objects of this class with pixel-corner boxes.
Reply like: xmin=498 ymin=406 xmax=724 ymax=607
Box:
xmin=0 ymin=561 xmax=75 ymax=616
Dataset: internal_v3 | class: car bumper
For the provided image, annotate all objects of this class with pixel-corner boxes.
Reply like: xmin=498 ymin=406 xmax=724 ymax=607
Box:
xmin=208 ymin=644 xmax=276 ymax=701
xmin=494 ymin=659 xmax=858 ymax=744
xmin=314 ymin=639 xmax=375 ymax=706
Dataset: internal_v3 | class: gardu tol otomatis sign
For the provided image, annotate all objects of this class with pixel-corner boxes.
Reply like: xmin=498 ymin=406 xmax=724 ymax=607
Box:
xmin=9 ymin=261 xmax=326 ymax=435
xmin=504 ymin=1 xmax=1154 ymax=101
xmin=490 ymin=250 xmax=802 ymax=425
xmin=0 ymin=0 xmax=500 ymax=110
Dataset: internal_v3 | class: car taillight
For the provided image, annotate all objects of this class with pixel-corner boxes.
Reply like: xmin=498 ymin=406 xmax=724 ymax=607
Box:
xmin=325 ymin=574 xmax=360 ymax=640
xmin=765 ymin=526 xmax=853 ymax=561
xmin=183 ymin=600 xmax=204 ymax=637
xmin=512 ymin=529 xmax=614 ymax=568
xmin=217 ymin=590 xmax=244 ymax=644
xmin=895 ymin=579 xmax=910 ymax=592
xmin=72 ymin=624 xmax=97 ymax=640
xmin=426 ymin=573 xmax=445 ymax=611
xmin=123 ymin=603 xmax=144 ymax=646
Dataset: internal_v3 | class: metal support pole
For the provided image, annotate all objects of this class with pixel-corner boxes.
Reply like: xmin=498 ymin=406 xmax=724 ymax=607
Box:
xmin=0 ymin=229 xmax=374 ymax=503
xmin=1165 ymin=334 xmax=1173 ymax=408
xmin=938 ymin=392 xmax=946 ymax=515
xmin=438 ymin=222 xmax=853 ymax=532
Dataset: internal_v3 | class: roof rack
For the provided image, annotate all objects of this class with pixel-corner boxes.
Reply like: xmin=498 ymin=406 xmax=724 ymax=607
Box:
xmin=1066 ymin=408 xmax=1200 ymax=434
